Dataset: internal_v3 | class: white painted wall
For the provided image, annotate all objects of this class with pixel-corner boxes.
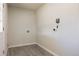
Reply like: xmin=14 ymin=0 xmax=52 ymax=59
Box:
xmin=8 ymin=7 xmax=36 ymax=47
xmin=36 ymin=3 xmax=79 ymax=56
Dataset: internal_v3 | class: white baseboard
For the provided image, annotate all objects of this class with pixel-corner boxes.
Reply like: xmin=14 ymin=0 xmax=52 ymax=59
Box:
xmin=36 ymin=43 xmax=58 ymax=56
xmin=8 ymin=42 xmax=37 ymax=48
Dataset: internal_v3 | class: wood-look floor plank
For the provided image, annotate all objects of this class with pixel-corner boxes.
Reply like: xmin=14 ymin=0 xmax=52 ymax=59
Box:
xmin=7 ymin=44 xmax=53 ymax=56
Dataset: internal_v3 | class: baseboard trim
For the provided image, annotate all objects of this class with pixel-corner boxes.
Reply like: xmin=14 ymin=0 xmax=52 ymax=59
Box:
xmin=36 ymin=43 xmax=58 ymax=56
xmin=8 ymin=42 xmax=37 ymax=48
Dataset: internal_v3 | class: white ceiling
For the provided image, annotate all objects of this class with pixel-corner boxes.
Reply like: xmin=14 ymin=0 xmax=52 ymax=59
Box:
xmin=8 ymin=3 xmax=44 ymax=10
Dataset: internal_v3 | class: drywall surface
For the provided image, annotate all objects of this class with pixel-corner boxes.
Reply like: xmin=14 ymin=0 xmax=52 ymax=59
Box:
xmin=8 ymin=7 xmax=36 ymax=47
xmin=36 ymin=3 xmax=79 ymax=56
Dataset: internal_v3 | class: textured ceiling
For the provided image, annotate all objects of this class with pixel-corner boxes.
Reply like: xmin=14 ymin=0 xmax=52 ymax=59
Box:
xmin=8 ymin=3 xmax=44 ymax=10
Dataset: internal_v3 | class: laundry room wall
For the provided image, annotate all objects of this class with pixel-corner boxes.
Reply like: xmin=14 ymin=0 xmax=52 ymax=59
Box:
xmin=8 ymin=6 xmax=37 ymax=47
xmin=36 ymin=3 xmax=79 ymax=56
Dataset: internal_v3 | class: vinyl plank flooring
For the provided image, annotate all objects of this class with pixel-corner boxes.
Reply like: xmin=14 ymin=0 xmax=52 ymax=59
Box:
xmin=7 ymin=44 xmax=53 ymax=56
